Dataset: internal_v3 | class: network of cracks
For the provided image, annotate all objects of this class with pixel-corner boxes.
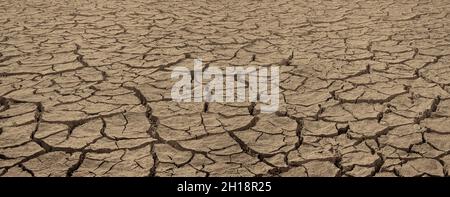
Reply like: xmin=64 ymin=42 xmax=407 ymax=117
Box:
xmin=1 ymin=0 xmax=450 ymax=177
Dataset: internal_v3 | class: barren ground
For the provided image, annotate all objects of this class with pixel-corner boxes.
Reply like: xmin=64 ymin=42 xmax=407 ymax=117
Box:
xmin=1 ymin=0 xmax=450 ymax=177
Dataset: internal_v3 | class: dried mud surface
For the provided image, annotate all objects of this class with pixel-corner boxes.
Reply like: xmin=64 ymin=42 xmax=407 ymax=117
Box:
xmin=1 ymin=0 xmax=450 ymax=177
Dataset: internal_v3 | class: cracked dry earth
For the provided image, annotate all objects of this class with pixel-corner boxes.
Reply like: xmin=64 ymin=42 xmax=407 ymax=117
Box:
xmin=1 ymin=0 xmax=450 ymax=177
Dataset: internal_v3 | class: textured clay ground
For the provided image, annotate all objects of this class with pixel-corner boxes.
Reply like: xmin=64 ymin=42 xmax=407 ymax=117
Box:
xmin=1 ymin=0 xmax=450 ymax=177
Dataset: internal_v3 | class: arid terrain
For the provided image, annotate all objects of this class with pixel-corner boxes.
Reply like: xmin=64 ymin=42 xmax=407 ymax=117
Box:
xmin=1 ymin=0 xmax=450 ymax=177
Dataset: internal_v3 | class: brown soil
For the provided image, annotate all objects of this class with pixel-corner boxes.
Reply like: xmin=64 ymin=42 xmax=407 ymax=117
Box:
xmin=1 ymin=0 xmax=450 ymax=177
